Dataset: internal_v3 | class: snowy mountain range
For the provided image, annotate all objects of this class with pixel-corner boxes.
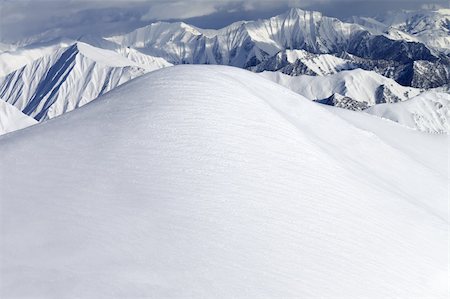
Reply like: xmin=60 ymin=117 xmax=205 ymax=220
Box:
xmin=105 ymin=8 xmax=447 ymax=88
xmin=0 ymin=8 xmax=449 ymax=128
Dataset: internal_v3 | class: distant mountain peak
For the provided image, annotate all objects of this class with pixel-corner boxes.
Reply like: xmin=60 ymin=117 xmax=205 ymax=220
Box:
xmin=283 ymin=7 xmax=321 ymax=18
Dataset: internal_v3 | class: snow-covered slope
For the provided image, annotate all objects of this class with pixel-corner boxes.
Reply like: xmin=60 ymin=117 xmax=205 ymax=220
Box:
xmin=365 ymin=91 xmax=450 ymax=134
xmin=0 ymin=42 xmax=171 ymax=121
xmin=0 ymin=65 xmax=447 ymax=298
xmin=260 ymin=69 xmax=422 ymax=109
xmin=0 ymin=99 xmax=37 ymax=135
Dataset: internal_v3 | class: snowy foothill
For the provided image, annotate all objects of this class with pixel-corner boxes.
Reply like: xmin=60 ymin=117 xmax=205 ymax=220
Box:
xmin=365 ymin=91 xmax=450 ymax=134
xmin=0 ymin=65 xmax=448 ymax=298
xmin=0 ymin=99 xmax=37 ymax=135
xmin=260 ymin=68 xmax=422 ymax=107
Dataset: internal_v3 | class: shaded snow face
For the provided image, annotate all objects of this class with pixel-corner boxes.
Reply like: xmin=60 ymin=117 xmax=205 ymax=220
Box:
xmin=0 ymin=65 xmax=447 ymax=298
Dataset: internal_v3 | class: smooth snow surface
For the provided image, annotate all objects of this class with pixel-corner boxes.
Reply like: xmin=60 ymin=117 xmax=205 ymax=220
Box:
xmin=0 ymin=99 xmax=37 ymax=135
xmin=0 ymin=66 xmax=448 ymax=298
xmin=365 ymin=92 xmax=450 ymax=134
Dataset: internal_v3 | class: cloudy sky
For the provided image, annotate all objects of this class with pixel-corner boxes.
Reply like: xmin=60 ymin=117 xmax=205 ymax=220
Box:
xmin=0 ymin=0 xmax=448 ymax=43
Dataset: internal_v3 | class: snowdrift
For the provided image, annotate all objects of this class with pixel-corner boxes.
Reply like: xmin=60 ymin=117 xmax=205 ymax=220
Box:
xmin=0 ymin=65 xmax=448 ymax=298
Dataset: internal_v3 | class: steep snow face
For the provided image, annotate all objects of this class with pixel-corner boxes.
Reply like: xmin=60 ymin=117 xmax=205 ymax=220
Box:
xmin=0 ymin=42 xmax=170 ymax=121
xmin=260 ymin=69 xmax=421 ymax=107
xmin=365 ymin=91 xmax=450 ymax=134
xmin=0 ymin=65 xmax=447 ymax=298
xmin=0 ymin=99 xmax=37 ymax=135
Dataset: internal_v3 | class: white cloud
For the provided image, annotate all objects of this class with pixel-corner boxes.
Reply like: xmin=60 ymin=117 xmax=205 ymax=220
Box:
xmin=421 ymin=3 xmax=447 ymax=10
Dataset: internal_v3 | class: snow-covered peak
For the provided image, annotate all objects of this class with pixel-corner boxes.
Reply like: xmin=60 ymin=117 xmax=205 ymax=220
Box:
xmin=243 ymin=7 xmax=364 ymax=54
xmin=283 ymin=7 xmax=323 ymax=20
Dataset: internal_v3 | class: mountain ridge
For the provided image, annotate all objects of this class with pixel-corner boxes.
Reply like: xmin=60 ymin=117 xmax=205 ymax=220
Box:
xmin=0 ymin=7 xmax=448 ymax=130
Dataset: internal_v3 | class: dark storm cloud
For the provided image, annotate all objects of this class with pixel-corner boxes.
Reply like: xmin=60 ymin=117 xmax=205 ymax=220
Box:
xmin=0 ymin=0 xmax=448 ymax=43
